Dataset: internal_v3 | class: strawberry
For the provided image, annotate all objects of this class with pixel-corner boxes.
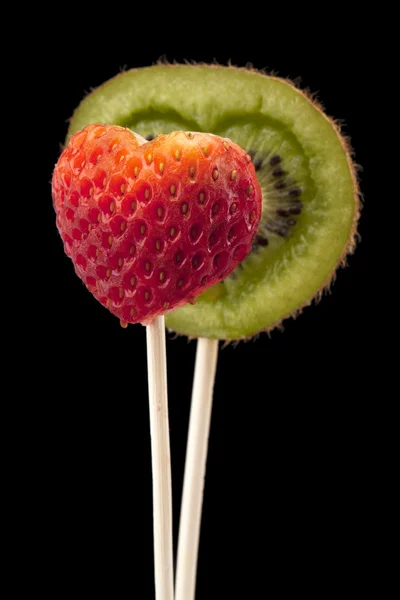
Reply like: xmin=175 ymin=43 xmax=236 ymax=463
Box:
xmin=52 ymin=124 xmax=262 ymax=325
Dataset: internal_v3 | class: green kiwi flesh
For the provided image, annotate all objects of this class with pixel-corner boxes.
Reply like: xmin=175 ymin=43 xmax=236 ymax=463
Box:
xmin=68 ymin=65 xmax=359 ymax=340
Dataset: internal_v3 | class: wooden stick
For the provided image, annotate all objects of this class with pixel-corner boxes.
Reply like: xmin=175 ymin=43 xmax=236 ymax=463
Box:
xmin=175 ymin=337 xmax=219 ymax=600
xmin=146 ymin=316 xmax=174 ymax=600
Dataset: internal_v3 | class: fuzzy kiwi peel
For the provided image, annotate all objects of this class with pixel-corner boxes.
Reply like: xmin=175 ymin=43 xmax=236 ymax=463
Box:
xmin=68 ymin=64 xmax=359 ymax=340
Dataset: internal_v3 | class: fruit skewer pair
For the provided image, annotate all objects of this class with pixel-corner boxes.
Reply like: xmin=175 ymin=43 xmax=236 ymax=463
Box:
xmin=53 ymin=64 xmax=359 ymax=600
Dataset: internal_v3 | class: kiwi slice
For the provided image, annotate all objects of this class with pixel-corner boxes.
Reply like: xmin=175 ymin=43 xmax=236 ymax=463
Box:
xmin=68 ymin=65 xmax=359 ymax=340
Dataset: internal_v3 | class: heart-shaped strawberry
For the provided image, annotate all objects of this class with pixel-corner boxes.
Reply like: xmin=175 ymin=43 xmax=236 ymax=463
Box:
xmin=52 ymin=124 xmax=262 ymax=325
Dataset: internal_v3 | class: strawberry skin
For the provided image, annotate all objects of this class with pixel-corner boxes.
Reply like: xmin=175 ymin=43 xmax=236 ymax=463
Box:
xmin=52 ymin=125 xmax=262 ymax=325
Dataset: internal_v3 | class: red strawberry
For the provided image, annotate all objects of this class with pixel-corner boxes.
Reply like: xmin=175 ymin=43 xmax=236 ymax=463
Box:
xmin=52 ymin=124 xmax=262 ymax=325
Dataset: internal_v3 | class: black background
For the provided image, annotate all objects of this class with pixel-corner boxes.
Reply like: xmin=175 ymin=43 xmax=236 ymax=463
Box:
xmin=24 ymin=11 xmax=383 ymax=598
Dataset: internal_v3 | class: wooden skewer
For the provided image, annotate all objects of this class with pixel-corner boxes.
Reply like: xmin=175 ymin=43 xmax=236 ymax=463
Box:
xmin=175 ymin=337 xmax=219 ymax=600
xmin=146 ymin=316 xmax=174 ymax=600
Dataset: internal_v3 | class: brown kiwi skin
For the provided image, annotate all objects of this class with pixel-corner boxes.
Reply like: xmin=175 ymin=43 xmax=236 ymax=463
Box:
xmin=71 ymin=61 xmax=361 ymax=342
